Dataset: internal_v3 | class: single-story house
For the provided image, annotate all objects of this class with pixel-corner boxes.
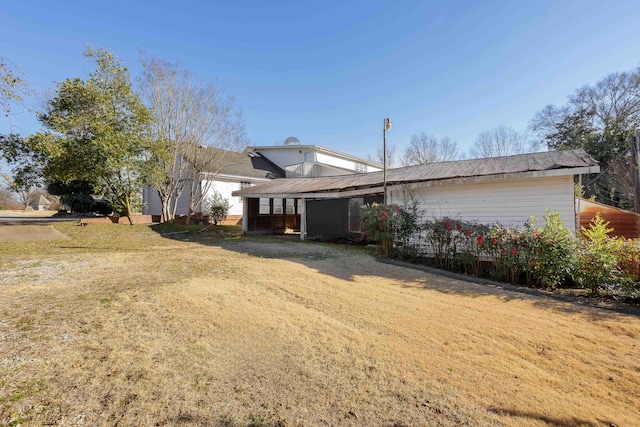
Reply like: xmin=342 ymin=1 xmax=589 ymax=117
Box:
xmin=232 ymin=149 xmax=600 ymax=239
xmin=30 ymin=195 xmax=53 ymax=211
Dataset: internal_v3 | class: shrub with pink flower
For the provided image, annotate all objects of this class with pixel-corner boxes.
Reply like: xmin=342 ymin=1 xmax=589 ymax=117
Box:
xmin=361 ymin=202 xmax=419 ymax=258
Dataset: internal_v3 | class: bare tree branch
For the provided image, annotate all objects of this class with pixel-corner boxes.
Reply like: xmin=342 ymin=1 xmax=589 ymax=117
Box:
xmin=138 ymin=53 xmax=247 ymax=223
xmin=400 ymin=133 xmax=459 ymax=166
xmin=468 ymin=125 xmax=531 ymax=158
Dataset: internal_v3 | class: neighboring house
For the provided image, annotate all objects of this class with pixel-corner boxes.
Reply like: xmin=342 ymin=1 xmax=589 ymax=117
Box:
xmin=142 ymin=145 xmax=381 ymax=221
xmin=233 ymin=149 xmax=600 ymax=239
xmin=30 ymin=195 xmax=53 ymax=211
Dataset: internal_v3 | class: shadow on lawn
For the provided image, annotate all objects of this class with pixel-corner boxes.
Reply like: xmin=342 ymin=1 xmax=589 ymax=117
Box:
xmin=488 ymin=407 xmax=617 ymax=427
xmin=152 ymin=227 xmax=640 ymax=320
xmin=392 ymin=259 xmax=640 ymax=320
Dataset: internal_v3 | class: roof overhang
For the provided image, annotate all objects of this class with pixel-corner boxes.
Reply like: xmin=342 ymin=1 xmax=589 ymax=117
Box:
xmin=203 ymin=172 xmax=272 ymax=182
xmin=233 ymin=165 xmax=600 ymax=199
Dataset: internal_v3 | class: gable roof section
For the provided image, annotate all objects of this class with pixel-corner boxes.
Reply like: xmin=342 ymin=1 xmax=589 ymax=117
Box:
xmin=30 ymin=195 xmax=52 ymax=207
xmin=233 ymin=149 xmax=599 ymax=198
xmin=246 ymin=144 xmax=383 ymax=169
xmin=215 ymin=151 xmax=285 ymax=180
xmin=185 ymin=146 xmax=285 ymax=180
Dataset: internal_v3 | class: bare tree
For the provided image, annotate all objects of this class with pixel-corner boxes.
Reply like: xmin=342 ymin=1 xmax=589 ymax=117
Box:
xmin=368 ymin=143 xmax=397 ymax=168
xmin=468 ymin=125 xmax=531 ymax=158
xmin=138 ymin=54 xmax=247 ymax=223
xmin=530 ymin=66 xmax=640 ymax=209
xmin=400 ymin=133 xmax=459 ymax=166
xmin=0 ymin=185 xmax=19 ymax=209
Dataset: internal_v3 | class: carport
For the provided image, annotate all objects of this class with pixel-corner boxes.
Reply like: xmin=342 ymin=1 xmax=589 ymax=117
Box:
xmin=232 ymin=174 xmax=387 ymax=240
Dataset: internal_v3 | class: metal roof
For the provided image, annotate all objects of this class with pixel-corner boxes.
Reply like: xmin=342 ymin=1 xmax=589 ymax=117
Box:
xmin=233 ymin=149 xmax=599 ymax=198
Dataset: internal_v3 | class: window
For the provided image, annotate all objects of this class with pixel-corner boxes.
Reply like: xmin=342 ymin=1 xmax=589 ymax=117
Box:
xmin=285 ymin=198 xmax=296 ymax=214
xmin=259 ymin=198 xmax=270 ymax=214
xmin=355 ymin=163 xmax=367 ymax=173
xmin=273 ymin=198 xmax=283 ymax=214
xmin=348 ymin=198 xmax=364 ymax=232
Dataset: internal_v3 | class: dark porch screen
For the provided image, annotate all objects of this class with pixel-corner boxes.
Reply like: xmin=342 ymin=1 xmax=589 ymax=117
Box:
xmin=348 ymin=198 xmax=364 ymax=232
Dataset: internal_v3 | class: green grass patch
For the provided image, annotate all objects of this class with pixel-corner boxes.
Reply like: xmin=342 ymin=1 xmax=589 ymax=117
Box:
xmin=0 ymin=223 xmax=241 ymax=256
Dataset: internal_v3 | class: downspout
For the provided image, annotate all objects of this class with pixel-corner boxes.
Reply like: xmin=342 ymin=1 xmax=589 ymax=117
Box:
xmin=576 ymin=174 xmax=582 ymax=233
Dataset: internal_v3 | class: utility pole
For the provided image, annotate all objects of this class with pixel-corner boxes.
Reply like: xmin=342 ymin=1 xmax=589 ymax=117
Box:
xmin=383 ymin=117 xmax=392 ymax=205
xmin=630 ymin=132 xmax=640 ymax=212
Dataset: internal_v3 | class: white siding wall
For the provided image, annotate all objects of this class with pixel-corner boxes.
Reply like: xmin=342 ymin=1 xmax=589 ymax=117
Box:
xmin=142 ymin=185 xmax=162 ymax=215
xmin=202 ymin=179 xmax=245 ymax=216
xmin=316 ymin=152 xmax=359 ymax=172
xmin=142 ymin=186 xmax=193 ymax=216
xmin=389 ymin=175 xmax=576 ymax=232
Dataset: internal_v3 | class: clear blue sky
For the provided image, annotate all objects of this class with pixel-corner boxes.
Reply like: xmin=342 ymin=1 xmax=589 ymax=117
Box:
xmin=2 ymin=0 xmax=640 ymax=160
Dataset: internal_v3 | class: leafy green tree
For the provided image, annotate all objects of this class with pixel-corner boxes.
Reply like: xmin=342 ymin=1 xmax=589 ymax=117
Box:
xmin=0 ymin=134 xmax=46 ymax=204
xmin=531 ymin=67 xmax=640 ymax=209
xmin=27 ymin=47 xmax=153 ymax=223
xmin=0 ymin=57 xmax=29 ymax=119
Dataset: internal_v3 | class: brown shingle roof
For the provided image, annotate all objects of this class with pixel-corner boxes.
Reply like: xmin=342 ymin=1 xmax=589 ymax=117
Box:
xmin=233 ymin=149 xmax=599 ymax=197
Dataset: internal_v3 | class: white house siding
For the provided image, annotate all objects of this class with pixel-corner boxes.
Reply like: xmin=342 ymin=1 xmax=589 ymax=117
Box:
xmin=316 ymin=152 xmax=365 ymax=173
xmin=389 ymin=175 xmax=576 ymax=232
xmin=142 ymin=186 xmax=162 ymax=215
xmin=142 ymin=185 xmax=192 ymax=216
xmin=202 ymin=178 xmax=247 ymax=216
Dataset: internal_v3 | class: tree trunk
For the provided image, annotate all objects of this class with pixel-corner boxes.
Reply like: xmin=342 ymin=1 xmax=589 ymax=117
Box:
xmin=122 ymin=199 xmax=135 ymax=226
xmin=159 ymin=191 xmax=172 ymax=223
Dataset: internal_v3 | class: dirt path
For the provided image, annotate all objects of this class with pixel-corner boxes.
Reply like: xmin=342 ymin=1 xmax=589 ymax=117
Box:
xmin=1 ymin=237 xmax=639 ymax=426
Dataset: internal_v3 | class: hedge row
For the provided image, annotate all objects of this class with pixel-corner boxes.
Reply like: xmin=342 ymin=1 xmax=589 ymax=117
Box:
xmin=361 ymin=203 xmax=640 ymax=297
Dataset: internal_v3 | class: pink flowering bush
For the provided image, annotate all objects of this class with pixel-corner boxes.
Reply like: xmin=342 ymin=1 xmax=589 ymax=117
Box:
xmin=361 ymin=202 xmax=419 ymax=258
xmin=367 ymin=207 xmax=640 ymax=299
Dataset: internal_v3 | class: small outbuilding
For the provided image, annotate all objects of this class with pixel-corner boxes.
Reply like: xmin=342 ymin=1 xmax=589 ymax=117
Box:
xmin=29 ymin=195 xmax=53 ymax=211
xmin=233 ymin=149 xmax=600 ymax=240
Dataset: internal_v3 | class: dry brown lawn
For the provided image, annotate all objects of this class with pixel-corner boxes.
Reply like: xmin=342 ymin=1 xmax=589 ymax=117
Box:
xmin=1 ymin=224 xmax=639 ymax=426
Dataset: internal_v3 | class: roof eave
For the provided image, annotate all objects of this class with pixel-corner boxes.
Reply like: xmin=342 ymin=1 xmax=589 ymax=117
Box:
xmin=232 ymin=165 xmax=600 ymax=199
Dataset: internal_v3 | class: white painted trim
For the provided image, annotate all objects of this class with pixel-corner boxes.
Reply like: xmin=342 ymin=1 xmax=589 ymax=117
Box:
xmin=242 ymin=197 xmax=249 ymax=233
xmin=299 ymin=198 xmax=307 ymax=240
xmin=201 ymin=172 xmax=272 ymax=182
xmin=236 ymin=186 xmax=385 ymax=200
